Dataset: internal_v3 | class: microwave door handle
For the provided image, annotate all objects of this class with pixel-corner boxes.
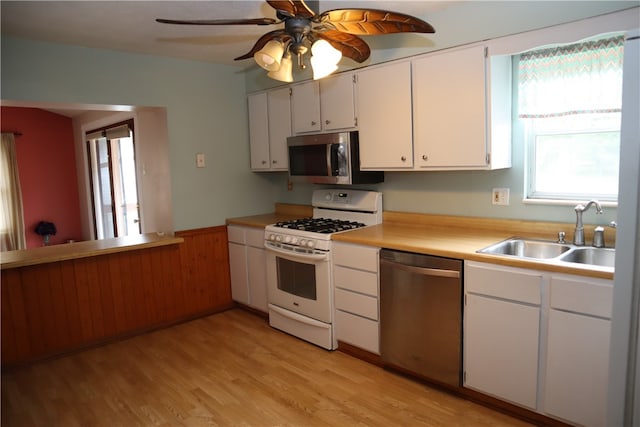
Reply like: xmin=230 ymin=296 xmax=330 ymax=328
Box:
xmin=327 ymin=144 xmax=335 ymax=176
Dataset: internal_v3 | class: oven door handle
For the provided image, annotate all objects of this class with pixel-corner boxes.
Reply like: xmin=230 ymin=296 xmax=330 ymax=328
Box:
xmin=269 ymin=304 xmax=331 ymax=329
xmin=265 ymin=244 xmax=329 ymax=261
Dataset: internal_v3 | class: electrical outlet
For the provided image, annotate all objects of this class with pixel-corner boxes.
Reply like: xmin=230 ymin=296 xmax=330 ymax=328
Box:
xmin=196 ymin=153 xmax=205 ymax=168
xmin=287 ymin=180 xmax=293 ymax=191
xmin=492 ymin=188 xmax=510 ymax=206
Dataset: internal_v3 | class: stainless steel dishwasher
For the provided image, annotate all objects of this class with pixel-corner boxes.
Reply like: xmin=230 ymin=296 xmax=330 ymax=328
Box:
xmin=379 ymin=249 xmax=463 ymax=388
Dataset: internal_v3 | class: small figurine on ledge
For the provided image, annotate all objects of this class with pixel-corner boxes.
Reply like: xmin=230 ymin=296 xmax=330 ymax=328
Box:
xmin=35 ymin=221 xmax=57 ymax=246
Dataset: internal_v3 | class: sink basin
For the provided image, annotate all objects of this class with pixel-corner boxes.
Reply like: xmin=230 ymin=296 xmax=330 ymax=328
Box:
xmin=558 ymin=247 xmax=616 ymax=268
xmin=478 ymin=238 xmax=572 ymax=259
xmin=478 ymin=237 xmax=615 ymax=269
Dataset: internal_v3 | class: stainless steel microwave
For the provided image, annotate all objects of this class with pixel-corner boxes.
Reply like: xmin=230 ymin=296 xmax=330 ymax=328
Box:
xmin=287 ymin=131 xmax=384 ymax=185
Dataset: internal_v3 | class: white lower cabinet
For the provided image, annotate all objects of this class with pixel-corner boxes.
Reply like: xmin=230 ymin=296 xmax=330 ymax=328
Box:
xmin=227 ymin=225 xmax=268 ymax=312
xmin=543 ymin=275 xmax=613 ymax=427
xmin=332 ymin=242 xmax=380 ymax=354
xmin=464 ymin=261 xmax=613 ymax=426
xmin=464 ymin=262 xmax=542 ymax=409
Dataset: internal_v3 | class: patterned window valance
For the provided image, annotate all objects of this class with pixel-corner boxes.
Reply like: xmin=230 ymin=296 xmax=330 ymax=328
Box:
xmin=518 ymin=35 xmax=624 ymax=118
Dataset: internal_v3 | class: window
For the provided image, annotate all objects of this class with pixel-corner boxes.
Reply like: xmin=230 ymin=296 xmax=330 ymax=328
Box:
xmin=518 ymin=34 xmax=624 ymax=202
xmin=0 ymin=133 xmax=26 ymax=251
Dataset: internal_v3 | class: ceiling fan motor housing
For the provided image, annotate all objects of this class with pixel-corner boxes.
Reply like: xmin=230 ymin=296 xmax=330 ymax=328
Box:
xmin=285 ymin=17 xmax=312 ymax=56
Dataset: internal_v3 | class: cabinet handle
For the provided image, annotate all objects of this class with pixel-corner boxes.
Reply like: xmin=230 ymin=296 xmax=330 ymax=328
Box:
xmin=261 ymin=160 xmax=267 ymax=165
xmin=422 ymin=154 xmax=428 ymax=161
xmin=401 ymin=156 xmax=407 ymax=162
xmin=325 ymin=120 xmax=330 ymax=125
xmin=272 ymin=160 xmax=277 ymax=164
xmin=311 ymin=121 xmax=317 ymax=126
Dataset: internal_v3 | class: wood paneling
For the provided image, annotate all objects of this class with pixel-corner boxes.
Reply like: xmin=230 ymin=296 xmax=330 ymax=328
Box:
xmin=1 ymin=226 xmax=233 ymax=368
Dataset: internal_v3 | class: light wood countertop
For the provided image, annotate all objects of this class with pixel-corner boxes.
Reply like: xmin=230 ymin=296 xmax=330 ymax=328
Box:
xmin=227 ymin=208 xmax=615 ymax=281
xmin=225 ymin=203 xmax=314 ymax=228
xmin=333 ymin=212 xmax=615 ymax=280
xmin=1 ymin=233 xmax=184 ymax=270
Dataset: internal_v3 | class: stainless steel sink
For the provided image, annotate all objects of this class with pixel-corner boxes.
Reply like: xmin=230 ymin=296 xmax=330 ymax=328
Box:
xmin=478 ymin=237 xmax=615 ymax=269
xmin=478 ymin=238 xmax=572 ymax=259
xmin=557 ymin=247 xmax=615 ymax=268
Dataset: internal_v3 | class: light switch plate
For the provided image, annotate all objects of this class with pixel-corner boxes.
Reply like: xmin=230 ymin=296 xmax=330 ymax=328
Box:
xmin=196 ymin=153 xmax=205 ymax=168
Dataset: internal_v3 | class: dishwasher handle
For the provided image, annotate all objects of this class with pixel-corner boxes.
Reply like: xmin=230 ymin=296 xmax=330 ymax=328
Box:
xmin=380 ymin=257 xmax=460 ymax=279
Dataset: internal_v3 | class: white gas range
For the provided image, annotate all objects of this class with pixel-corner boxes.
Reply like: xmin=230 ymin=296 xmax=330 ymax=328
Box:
xmin=264 ymin=189 xmax=382 ymax=350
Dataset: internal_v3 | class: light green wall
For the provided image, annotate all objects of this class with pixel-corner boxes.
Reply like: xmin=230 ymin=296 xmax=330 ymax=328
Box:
xmin=1 ymin=36 xmax=283 ymax=231
xmin=2 ymin=0 xmax=636 ymax=231
xmin=245 ymin=1 xmax=639 ymax=92
xmin=246 ymin=2 xmax=639 ymax=228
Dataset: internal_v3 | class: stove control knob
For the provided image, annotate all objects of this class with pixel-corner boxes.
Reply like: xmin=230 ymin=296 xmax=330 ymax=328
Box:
xmin=275 ymin=234 xmax=282 ymax=242
xmin=284 ymin=235 xmax=292 ymax=243
xmin=291 ymin=237 xmax=299 ymax=245
xmin=299 ymin=239 xmax=306 ymax=247
xmin=267 ymin=233 xmax=275 ymax=241
xmin=307 ymin=240 xmax=316 ymax=248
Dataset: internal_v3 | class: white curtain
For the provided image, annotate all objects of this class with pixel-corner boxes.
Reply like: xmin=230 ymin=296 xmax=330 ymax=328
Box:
xmin=0 ymin=133 xmax=26 ymax=251
xmin=518 ymin=35 xmax=624 ymax=118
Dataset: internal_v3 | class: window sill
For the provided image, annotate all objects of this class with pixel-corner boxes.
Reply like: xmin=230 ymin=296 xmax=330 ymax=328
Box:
xmin=523 ymin=198 xmax=618 ymax=208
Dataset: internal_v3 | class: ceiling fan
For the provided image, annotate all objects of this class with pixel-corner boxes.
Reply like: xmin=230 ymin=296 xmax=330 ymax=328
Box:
xmin=156 ymin=0 xmax=435 ymax=82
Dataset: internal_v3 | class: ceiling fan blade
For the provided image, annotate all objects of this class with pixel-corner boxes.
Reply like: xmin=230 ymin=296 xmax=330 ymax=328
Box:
xmin=316 ymin=9 xmax=435 ymax=35
xmin=315 ymin=30 xmax=370 ymax=63
xmin=156 ymin=18 xmax=277 ymax=26
xmin=266 ymin=0 xmax=315 ymax=18
xmin=234 ymin=30 xmax=291 ymax=61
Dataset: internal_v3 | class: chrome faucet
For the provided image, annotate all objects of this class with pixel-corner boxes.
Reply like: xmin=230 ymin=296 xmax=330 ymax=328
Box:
xmin=573 ymin=200 xmax=603 ymax=246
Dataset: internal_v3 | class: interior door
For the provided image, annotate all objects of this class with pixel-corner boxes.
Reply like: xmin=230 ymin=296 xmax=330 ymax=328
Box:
xmin=86 ymin=121 xmax=141 ymax=239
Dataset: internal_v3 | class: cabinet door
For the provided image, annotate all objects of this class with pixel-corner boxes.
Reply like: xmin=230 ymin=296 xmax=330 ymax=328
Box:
xmin=228 ymin=241 xmax=249 ymax=305
xmin=248 ymin=92 xmax=271 ymax=170
xmin=320 ymin=73 xmax=356 ymax=131
xmin=413 ymin=45 xmax=487 ymax=169
xmin=267 ymin=87 xmax=291 ymax=170
xmin=544 ymin=309 xmax=610 ymax=427
xmin=464 ymin=294 xmax=539 ymax=409
xmin=291 ymin=81 xmax=321 ymax=133
xmin=356 ymin=61 xmax=414 ymax=169
xmin=247 ymin=246 xmax=268 ymax=312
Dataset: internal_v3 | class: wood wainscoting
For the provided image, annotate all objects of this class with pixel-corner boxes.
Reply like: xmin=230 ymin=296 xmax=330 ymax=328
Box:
xmin=1 ymin=226 xmax=233 ymax=369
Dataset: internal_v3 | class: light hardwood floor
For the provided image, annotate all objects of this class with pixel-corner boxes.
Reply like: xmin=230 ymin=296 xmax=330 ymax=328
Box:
xmin=1 ymin=309 xmax=532 ymax=426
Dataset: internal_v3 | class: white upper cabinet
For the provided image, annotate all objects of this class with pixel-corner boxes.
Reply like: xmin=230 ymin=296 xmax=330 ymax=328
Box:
xmin=319 ymin=73 xmax=357 ymax=131
xmin=266 ymin=87 xmax=291 ymax=170
xmin=247 ymin=88 xmax=291 ymax=171
xmin=291 ymin=80 xmax=321 ymax=133
xmin=356 ymin=61 xmax=414 ymax=169
xmin=291 ymin=73 xmax=356 ymax=134
xmin=248 ymin=92 xmax=270 ymax=170
xmin=412 ymin=44 xmax=512 ymax=170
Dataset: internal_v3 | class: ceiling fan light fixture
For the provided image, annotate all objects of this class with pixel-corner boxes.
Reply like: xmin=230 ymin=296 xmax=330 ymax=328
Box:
xmin=268 ymin=54 xmax=294 ymax=82
xmin=157 ymin=0 xmax=436 ymax=82
xmin=310 ymin=40 xmax=342 ymax=80
xmin=310 ymin=56 xmax=338 ymax=80
xmin=254 ymin=40 xmax=285 ymax=71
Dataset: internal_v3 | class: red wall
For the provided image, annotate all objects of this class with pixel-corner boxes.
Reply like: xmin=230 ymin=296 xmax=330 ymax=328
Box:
xmin=1 ymin=107 xmax=82 ymax=248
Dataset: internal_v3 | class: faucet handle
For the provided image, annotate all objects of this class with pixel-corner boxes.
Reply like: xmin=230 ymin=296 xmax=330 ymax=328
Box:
xmin=557 ymin=231 xmax=566 ymax=244
xmin=593 ymin=226 xmax=605 ymax=248
xmin=609 ymin=221 xmax=617 ymax=228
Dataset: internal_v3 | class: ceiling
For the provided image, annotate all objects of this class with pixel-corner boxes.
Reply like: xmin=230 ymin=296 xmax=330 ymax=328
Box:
xmin=0 ymin=1 xmax=454 ymax=68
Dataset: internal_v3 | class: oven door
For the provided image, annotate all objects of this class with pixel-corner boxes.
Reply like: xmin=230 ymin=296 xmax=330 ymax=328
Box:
xmin=265 ymin=245 xmax=332 ymax=324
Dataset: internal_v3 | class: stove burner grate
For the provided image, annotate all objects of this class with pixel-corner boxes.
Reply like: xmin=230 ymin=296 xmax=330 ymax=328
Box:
xmin=273 ymin=218 xmax=367 ymax=234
